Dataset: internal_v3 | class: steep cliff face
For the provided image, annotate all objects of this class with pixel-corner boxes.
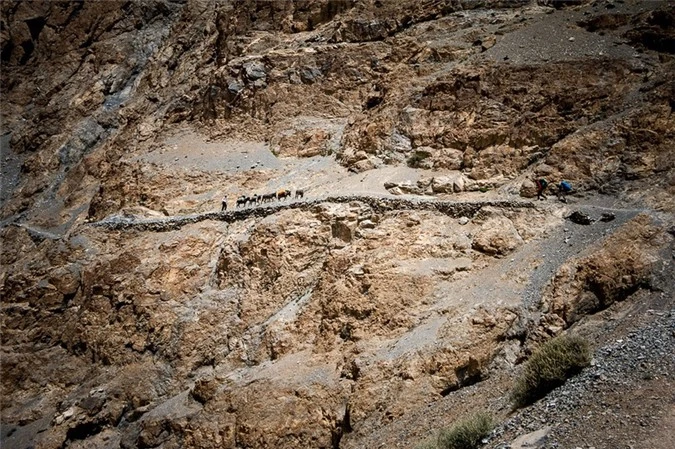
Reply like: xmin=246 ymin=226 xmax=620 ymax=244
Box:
xmin=1 ymin=1 xmax=674 ymax=449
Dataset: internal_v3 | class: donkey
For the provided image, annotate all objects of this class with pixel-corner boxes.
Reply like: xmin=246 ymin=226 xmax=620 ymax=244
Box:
xmin=277 ymin=189 xmax=291 ymax=201
xmin=236 ymin=196 xmax=248 ymax=208
xmin=295 ymin=189 xmax=304 ymax=199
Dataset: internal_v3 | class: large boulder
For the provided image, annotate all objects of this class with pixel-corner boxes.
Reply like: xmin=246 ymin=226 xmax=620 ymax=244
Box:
xmin=408 ymin=146 xmax=464 ymax=169
xmin=273 ymin=129 xmax=331 ymax=158
xmin=472 ymin=217 xmax=524 ymax=255
xmin=520 ymin=179 xmax=538 ymax=198
xmin=431 ymin=172 xmax=466 ymax=193
xmin=384 ymin=180 xmax=423 ymax=194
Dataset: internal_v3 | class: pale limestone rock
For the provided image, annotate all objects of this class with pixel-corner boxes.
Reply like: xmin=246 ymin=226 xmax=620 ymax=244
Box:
xmin=436 ymin=147 xmax=464 ymax=170
xmin=472 ymin=216 xmax=523 ymax=255
xmin=431 ymin=172 xmax=465 ymax=193
xmin=535 ymin=163 xmax=555 ymax=176
xmin=520 ymin=179 xmax=538 ymax=198
xmin=510 ymin=427 xmax=551 ymax=449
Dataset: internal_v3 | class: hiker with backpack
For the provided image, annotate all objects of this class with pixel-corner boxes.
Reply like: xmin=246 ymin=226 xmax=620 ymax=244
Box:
xmin=535 ymin=178 xmax=548 ymax=200
xmin=557 ymin=180 xmax=572 ymax=202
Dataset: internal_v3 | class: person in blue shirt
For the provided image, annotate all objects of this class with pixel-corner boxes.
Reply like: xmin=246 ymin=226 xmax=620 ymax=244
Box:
xmin=557 ymin=180 xmax=572 ymax=202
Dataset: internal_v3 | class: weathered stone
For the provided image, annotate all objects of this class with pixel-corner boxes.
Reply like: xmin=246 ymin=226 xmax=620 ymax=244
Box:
xmin=520 ymin=179 xmax=538 ymax=198
xmin=2 ymin=2 xmax=675 ymax=449
xmin=359 ymin=219 xmax=376 ymax=229
xmin=568 ymin=211 xmax=593 ymax=225
xmin=535 ymin=163 xmax=555 ymax=176
xmin=383 ymin=180 xmax=422 ymax=194
xmin=431 ymin=173 xmax=466 ymax=194
xmin=436 ymin=148 xmax=464 ymax=170
xmin=227 ymin=80 xmax=244 ymax=94
xmin=353 ymin=158 xmax=376 ymax=172
xmin=510 ymin=426 xmax=551 ymax=449
xmin=472 ymin=216 xmax=524 ymax=255
xmin=48 ymin=264 xmax=80 ymax=296
xmin=300 ymin=67 xmax=322 ymax=84
xmin=191 ymin=378 xmax=219 ymax=404
xmin=243 ymin=61 xmax=266 ymax=80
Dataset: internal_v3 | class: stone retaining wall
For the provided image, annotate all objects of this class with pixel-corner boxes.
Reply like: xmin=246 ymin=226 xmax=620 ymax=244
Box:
xmin=92 ymin=195 xmax=536 ymax=232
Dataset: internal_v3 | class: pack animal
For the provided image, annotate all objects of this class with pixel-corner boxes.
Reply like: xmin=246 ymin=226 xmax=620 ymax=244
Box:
xmin=236 ymin=196 xmax=248 ymax=208
xmin=277 ymin=189 xmax=291 ymax=201
xmin=295 ymin=189 xmax=304 ymax=199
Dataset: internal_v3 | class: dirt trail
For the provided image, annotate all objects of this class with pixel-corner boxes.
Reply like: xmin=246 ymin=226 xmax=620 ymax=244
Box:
xmin=91 ymin=194 xmax=536 ymax=231
xmin=371 ymin=200 xmax=656 ymax=364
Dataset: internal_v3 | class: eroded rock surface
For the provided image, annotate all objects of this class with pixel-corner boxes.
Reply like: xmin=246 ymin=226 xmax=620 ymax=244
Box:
xmin=2 ymin=0 xmax=674 ymax=448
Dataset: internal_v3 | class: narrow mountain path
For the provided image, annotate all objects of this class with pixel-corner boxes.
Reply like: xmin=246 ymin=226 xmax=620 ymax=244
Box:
xmin=90 ymin=194 xmax=536 ymax=232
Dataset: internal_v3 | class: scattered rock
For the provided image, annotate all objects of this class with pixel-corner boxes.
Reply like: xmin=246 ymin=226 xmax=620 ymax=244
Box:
xmin=227 ymin=80 xmax=244 ymax=94
xmin=300 ymin=67 xmax=322 ymax=84
xmin=384 ymin=180 xmax=424 ymax=195
xmin=568 ymin=211 xmax=593 ymax=225
xmin=510 ymin=426 xmax=551 ymax=449
xmin=243 ymin=60 xmax=266 ymax=80
xmin=481 ymin=36 xmax=497 ymax=51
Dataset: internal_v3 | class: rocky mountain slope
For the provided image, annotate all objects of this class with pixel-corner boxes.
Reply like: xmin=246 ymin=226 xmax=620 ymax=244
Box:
xmin=1 ymin=1 xmax=673 ymax=448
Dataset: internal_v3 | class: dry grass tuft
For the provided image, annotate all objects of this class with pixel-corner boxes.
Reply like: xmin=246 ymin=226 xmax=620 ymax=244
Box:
xmin=512 ymin=335 xmax=591 ymax=408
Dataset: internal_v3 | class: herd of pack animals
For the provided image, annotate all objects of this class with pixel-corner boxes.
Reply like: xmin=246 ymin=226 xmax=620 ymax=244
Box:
xmin=220 ymin=178 xmax=571 ymax=211
xmin=227 ymin=188 xmax=304 ymax=210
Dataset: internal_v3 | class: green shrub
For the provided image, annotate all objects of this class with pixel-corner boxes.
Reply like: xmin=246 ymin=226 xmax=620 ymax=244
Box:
xmin=408 ymin=150 xmax=432 ymax=168
xmin=511 ymin=335 xmax=591 ymax=408
xmin=437 ymin=412 xmax=493 ymax=449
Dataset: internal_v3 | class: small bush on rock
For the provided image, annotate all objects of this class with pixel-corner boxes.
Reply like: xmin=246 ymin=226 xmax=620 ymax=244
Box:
xmin=417 ymin=412 xmax=493 ymax=449
xmin=512 ymin=335 xmax=591 ymax=408
xmin=438 ymin=412 xmax=493 ymax=449
xmin=408 ymin=149 xmax=432 ymax=168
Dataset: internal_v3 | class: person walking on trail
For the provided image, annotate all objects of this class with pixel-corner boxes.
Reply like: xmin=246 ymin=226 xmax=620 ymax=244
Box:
xmin=221 ymin=195 xmax=228 ymax=211
xmin=535 ymin=178 xmax=548 ymax=200
xmin=557 ymin=180 xmax=572 ymax=203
